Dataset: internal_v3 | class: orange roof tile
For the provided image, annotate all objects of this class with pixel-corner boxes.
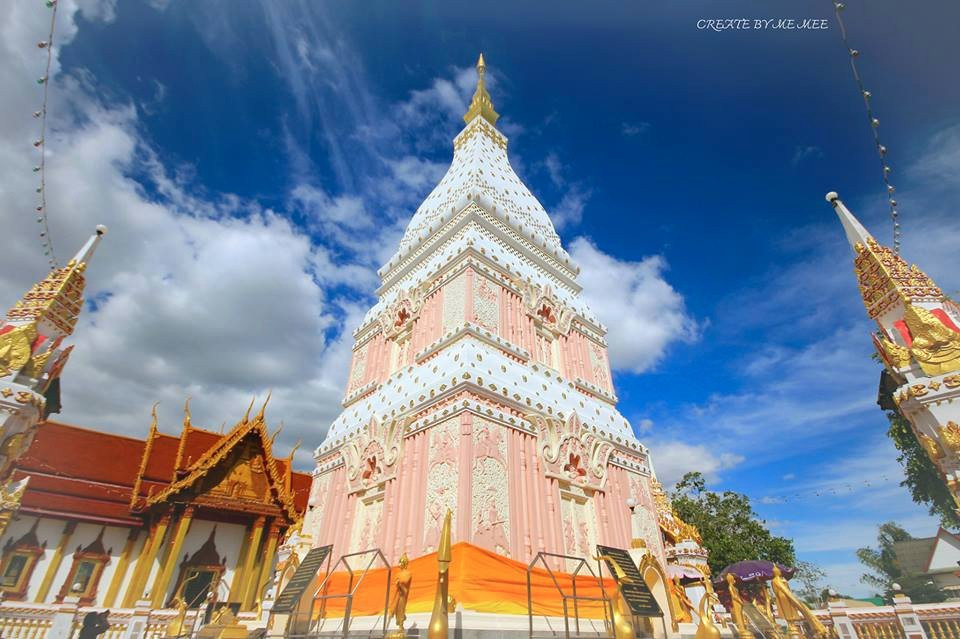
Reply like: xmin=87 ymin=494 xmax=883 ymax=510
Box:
xmin=13 ymin=420 xmax=312 ymax=524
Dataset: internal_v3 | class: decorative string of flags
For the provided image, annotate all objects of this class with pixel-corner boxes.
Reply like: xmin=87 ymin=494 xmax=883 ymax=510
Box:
xmin=33 ymin=0 xmax=61 ymax=268
xmin=749 ymin=474 xmax=896 ymax=505
xmin=831 ymin=1 xmax=902 ymax=254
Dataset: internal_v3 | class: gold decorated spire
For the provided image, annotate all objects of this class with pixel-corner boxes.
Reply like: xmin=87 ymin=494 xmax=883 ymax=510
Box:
xmin=5 ymin=225 xmax=107 ymax=337
xmin=828 ymin=193 xmax=942 ymax=320
xmin=463 ymin=53 xmax=499 ymax=126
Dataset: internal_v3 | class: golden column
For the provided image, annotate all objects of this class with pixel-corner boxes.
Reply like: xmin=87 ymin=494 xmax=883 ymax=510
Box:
xmin=232 ymin=516 xmax=265 ymax=608
xmin=34 ymin=521 xmax=77 ymax=603
xmin=123 ymin=510 xmax=172 ymax=606
xmin=150 ymin=505 xmax=195 ymax=608
xmin=102 ymin=528 xmax=140 ymax=608
xmin=251 ymin=520 xmax=281 ymax=611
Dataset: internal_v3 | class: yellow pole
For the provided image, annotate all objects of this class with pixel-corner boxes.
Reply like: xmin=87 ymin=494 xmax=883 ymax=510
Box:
xmin=122 ymin=521 xmax=159 ymax=607
xmin=239 ymin=517 xmax=267 ymax=610
xmin=227 ymin=522 xmax=252 ymax=602
xmin=35 ymin=521 xmax=76 ymax=603
xmin=102 ymin=529 xmax=140 ymax=608
xmin=150 ymin=506 xmax=194 ymax=608
xmin=252 ymin=522 xmax=281 ymax=612
xmin=125 ymin=512 xmax=172 ymax=606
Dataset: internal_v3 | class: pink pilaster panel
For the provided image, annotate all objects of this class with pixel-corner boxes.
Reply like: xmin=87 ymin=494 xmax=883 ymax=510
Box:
xmin=521 ymin=432 xmax=540 ymax=560
xmin=530 ymin=438 xmax=549 ymax=556
xmin=394 ymin=437 xmax=413 ymax=557
xmin=380 ymin=476 xmax=396 ymax=563
xmin=340 ymin=493 xmax=357 ymax=555
xmin=320 ymin=465 xmax=347 ymax=549
xmin=402 ymin=432 xmax=420 ymax=553
xmin=499 ymin=285 xmax=508 ymax=342
xmin=579 ymin=333 xmax=594 ymax=386
xmin=413 ymin=431 xmax=429 ymax=554
xmin=465 ymin=267 xmax=475 ymax=324
xmin=609 ymin=467 xmax=631 ymax=547
xmin=457 ymin=412 xmax=474 ymax=543
xmin=366 ymin=336 xmax=380 ymax=386
xmin=506 ymin=429 xmax=523 ymax=558
xmin=595 ymin=486 xmax=613 ymax=546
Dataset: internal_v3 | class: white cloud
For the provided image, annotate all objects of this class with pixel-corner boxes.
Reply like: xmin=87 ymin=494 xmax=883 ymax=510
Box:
xmin=551 ymin=185 xmax=590 ymax=231
xmin=791 ymin=144 xmax=824 ymax=166
xmin=0 ymin=1 xmax=366 ymax=469
xmin=621 ymin=122 xmax=651 ymax=137
xmin=570 ymin=238 xmax=701 ymax=373
xmin=647 ymin=440 xmax=743 ymax=487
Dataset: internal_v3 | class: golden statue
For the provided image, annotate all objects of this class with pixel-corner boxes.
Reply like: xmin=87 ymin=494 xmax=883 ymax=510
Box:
xmin=903 ymin=303 xmax=960 ymax=376
xmin=771 ymin=565 xmax=827 ymax=639
xmin=427 ymin=509 xmax=452 ymax=639
xmin=669 ymin=576 xmax=695 ymax=624
xmin=0 ymin=323 xmax=36 ymax=378
xmin=594 ymin=554 xmax=636 ymax=639
xmin=695 ymin=580 xmax=721 ymax=639
xmin=386 ymin=553 xmax=413 ymax=639
xmin=725 ymin=574 xmax=754 ymax=639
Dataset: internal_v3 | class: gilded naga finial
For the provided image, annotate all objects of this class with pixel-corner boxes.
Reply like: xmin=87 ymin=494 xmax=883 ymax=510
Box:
xmin=594 ymin=554 xmax=636 ymax=639
xmin=427 ymin=509 xmax=453 ymax=639
xmin=463 ymin=53 xmax=499 ymax=126
xmin=725 ymin=573 xmax=755 ymax=639
xmin=771 ymin=564 xmax=827 ymax=639
xmin=695 ymin=580 xmax=721 ymax=639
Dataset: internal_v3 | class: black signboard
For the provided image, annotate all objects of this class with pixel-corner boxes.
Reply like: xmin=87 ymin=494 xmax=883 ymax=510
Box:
xmin=271 ymin=545 xmax=333 ymax=614
xmin=596 ymin=544 xmax=663 ymax=618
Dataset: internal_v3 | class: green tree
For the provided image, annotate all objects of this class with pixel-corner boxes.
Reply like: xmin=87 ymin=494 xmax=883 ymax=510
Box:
xmin=793 ymin=560 xmax=827 ymax=605
xmin=856 ymin=521 xmax=946 ymax=603
xmin=671 ymin=471 xmax=797 ymax=575
xmin=886 ymin=411 xmax=960 ymax=529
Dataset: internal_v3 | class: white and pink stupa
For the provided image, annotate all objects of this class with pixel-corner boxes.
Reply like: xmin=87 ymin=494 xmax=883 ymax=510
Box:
xmin=303 ymin=55 xmax=672 ymax=577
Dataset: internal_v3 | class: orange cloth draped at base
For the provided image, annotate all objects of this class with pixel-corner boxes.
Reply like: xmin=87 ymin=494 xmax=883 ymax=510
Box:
xmin=311 ymin=542 xmax=616 ymax=618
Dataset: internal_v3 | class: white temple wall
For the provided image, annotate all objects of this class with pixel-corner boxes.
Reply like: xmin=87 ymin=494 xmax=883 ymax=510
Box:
xmin=0 ymin=515 xmax=139 ymax=605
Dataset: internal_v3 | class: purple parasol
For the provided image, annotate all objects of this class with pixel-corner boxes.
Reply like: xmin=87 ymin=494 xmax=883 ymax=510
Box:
xmin=717 ymin=560 xmax=796 ymax=585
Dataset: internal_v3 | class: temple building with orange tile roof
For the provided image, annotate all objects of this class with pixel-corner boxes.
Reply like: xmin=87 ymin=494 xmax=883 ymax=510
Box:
xmin=0 ymin=405 xmax=310 ymax=610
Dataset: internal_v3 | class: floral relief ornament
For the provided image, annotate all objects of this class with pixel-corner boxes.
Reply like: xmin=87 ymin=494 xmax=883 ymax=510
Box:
xmin=342 ymin=416 xmax=405 ymax=492
xmin=528 ymin=412 xmax=613 ymax=489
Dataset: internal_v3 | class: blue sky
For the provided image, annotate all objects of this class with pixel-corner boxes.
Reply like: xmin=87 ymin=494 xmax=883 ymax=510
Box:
xmin=1 ymin=0 xmax=959 ymax=597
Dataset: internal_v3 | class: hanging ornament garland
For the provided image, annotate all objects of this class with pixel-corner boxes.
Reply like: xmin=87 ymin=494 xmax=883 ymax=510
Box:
xmin=33 ymin=0 xmax=61 ymax=268
xmin=831 ymin=2 xmax=902 ymax=254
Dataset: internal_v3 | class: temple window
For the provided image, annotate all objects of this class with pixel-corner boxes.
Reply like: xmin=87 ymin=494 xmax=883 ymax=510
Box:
xmin=0 ymin=521 xmax=45 ymax=601
xmin=172 ymin=528 xmax=225 ymax=608
xmin=55 ymin=527 xmax=111 ymax=605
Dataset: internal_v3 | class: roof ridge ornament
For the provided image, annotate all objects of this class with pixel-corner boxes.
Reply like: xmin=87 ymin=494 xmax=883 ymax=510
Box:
xmin=463 ymin=53 xmax=499 ymax=126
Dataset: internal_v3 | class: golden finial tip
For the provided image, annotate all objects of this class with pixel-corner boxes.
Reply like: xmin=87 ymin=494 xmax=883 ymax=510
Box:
xmin=477 ymin=53 xmax=486 ymax=70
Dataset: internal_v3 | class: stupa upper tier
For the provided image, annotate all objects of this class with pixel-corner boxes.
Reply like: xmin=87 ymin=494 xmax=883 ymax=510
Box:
xmin=384 ymin=55 xmax=572 ymax=276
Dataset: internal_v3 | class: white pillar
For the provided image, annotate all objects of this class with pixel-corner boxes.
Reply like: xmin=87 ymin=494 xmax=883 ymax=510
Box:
xmin=47 ymin=602 xmax=79 ymax=639
xmin=893 ymin=594 xmax=928 ymax=639
xmin=827 ymin=599 xmax=859 ymax=639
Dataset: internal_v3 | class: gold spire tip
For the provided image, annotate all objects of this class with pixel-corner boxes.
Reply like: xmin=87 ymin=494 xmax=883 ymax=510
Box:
xmin=463 ymin=54 xmax=499 ymax=126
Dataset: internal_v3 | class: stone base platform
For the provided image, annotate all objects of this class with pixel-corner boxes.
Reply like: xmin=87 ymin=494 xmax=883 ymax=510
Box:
xmin=297 ymin=610 xmax=616 ymax=638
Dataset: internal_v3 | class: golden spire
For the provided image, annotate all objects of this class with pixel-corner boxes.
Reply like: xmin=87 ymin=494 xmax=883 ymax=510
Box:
xmin=427 ymin=509 xmax=453 ymax=639
xmin=5 ymin=225 xmax=107 ymax=337
xmin=463 ymin=53 xmax=499 ymax=126
xmin=828 ymin=192 xmax=942 ymax=320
